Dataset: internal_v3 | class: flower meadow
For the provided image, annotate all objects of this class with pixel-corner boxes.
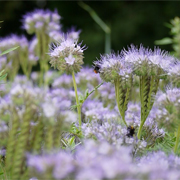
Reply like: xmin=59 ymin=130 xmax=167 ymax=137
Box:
xmin=1 ymin=8 xmax=180 ymax=180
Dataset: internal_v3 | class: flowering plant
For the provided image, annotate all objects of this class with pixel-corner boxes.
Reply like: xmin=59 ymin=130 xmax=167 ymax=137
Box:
xmin=0 ymin=7 xmax=180 ymax=180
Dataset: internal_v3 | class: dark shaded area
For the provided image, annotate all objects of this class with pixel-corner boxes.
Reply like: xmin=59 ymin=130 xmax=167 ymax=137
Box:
xmin=0 ymin=1 xmax=180 ymax=65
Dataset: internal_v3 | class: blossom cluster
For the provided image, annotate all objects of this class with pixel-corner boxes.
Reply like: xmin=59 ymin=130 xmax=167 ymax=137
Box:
xmin=94 ymin=45 xmax=179 ymax=83
xmin=22 ymin=9 xmax=61 ymax=35
xmin=28 ymin=139 xmax=180 ymax=180
xmin=49 ymin=37 xmax=86 ymax=74
xmin=1 ymin=7 xmax=180 ymax=180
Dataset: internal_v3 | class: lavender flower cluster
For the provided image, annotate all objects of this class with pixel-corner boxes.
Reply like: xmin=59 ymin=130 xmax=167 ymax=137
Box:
xmin=1 ymin=7 xmax=180 ymax=180
xmin=28 ymin=140 xmax=180 ymax=180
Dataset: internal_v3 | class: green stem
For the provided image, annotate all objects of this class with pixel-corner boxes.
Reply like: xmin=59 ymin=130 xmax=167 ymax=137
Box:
xmin=174 ymin=124 xmax=180 ymax=154
xmin=53 ymin=118 xmax=62 ymax=148
xmin=78 ymin=1 xmax=111 ymax=54
xmin=105 ymin=32 xmax=111 ymax=54
xmin=123 ymin=87 xmax=130 ymax=116
xmin=137 ymin=120 xmax=145 ymax=139
xmin=45 ymin=124 xmax=54 ymax=151
xmin=72 ymin=71 xmax=82 ymax=128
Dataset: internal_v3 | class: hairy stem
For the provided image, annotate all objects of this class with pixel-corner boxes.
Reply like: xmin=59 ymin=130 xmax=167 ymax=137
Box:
xmin=137 ymin=119 xmax=145 ymax=139
xmin=45 ymin=124 xmax=54 ymax=151
xmin=53 ymin=118 xmax=62 ymax=148
xmin=72 ymin=71 xmax=82 ymax=128
xmin=174 ymin=124 xmax=180 ymax=154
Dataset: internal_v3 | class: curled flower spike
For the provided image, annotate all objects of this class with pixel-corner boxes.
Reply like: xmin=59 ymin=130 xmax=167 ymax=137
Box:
xmin=94 ymin=53 xmax=133 ymax=126
xmin=122 ymin=44 xmax=176 ymax=139
xmin=49 ymin=37 xmax=86 ymax=74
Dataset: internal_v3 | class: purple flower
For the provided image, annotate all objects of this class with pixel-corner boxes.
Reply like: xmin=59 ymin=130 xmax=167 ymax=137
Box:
xmin=53 ymin=152 xmax=74 ymax=179
xmin=122 ymin=44 xmax=176 ymax=77
xmin=66 ymin=27 xmax=81 ymax=41
xmin=22 ymin=9 xmax=61 ymax=34
xmin=0 ymin=34 xmax=28 ymax=52
xmin=94 ymin=53 xmax=133 ymax=82
xmin=52 ymin=74 xmax=72 ymax=88
xmin=49 ymin=36 xmax=86 ymax=74
xmin=65 ymin=54 xmax=75 ymax=65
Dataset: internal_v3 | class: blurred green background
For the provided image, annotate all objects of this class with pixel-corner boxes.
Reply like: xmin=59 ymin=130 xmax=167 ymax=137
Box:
xmin=1 ymin=1 xmax=180 ymax=65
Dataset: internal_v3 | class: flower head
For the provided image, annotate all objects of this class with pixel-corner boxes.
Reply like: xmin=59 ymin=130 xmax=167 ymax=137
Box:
xmin=122 ymin=44 xmax=176 ymax=77
xmin=22 ymin=9 xmax=61 ymax=34
xmin=66 ymin=27 xmax=81 ymax=41
xmin=93 ymin=53 xmax=133 ymax=82
xmin=0 ymin=34 xmax=28 ymax=53
xmin=49 ymin=36 xmax=86 ymax=74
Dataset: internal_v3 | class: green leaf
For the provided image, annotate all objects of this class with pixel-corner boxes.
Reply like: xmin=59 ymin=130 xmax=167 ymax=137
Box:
xmin=68 ymin=136 xmax=75 ymax=146
xmin=155 ymin=38 xmax=173 ymax=45
xmin=84 ymin=89 xmax=89 ymax=98
xmin=0 ymin=46 xmax=19 ymax=56
xmin=0 ymin=73 xmax=7 ymax=81
xmin=78 ymin=94 xmax=84 ymax=103
xmin=0 ymin=172 xmax=4 ymax=175
xmin=164 ymin=22 xmax=173 ymax=29
xmin=70 ymin=105 xmax=78 ymax=110
xmin=0 ymin=70 xmax=5 ymax=76
xmin=0 ymin=70 xmax=7 ymax=81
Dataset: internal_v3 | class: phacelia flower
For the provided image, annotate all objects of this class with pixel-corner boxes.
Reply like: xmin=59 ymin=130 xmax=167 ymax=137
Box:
xmin=22 ymin=9 xmax=61 ymax=34
xmin=49 ymin=37 xmax=86 ymax=74
xmin=122 ymin=44 xmax=176 ymax=77
xmin=93 ymin=53 xmax=133 ymax=83
xmin=66 ymin=27 xmax=81 ymax=41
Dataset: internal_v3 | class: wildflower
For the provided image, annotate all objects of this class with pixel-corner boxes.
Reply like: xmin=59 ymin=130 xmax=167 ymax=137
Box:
xmin=93 ymin=53 xmax=132 ymax=83
xmin=66 ymin=27 xmax=81 ymax=41
xmin=122 ymin=44 xmax=175 ymax=77
xmin=155 ymin=87 xmax=180 ymax=153
xmin=93 ymin=53 xmax=133 ymax=126
xmin=42 ymin=102 xmax=56 ymax=118
xmin=22 ymin=9 xmax=61 ymax=34
xmin=168 ymin=61 xmax=180 ymax=87
xmin=49 ymin=31 xmax=63 ymax=42
xmin=0 ymin=34 xmax=28 ymax=52
xmin=122 ymin=45 xmax=176 ymax=139
xmin=49 ymin=37 xmax=86 ymax=74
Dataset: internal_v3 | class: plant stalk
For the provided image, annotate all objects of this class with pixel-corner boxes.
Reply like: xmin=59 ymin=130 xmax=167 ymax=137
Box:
xmin=72 ymin=71 xmax=82 ymax=128
xmin=174 ymin=124 xmax=180 ymax=154
xmin=137 ymin=120 xmax=145 ymax=139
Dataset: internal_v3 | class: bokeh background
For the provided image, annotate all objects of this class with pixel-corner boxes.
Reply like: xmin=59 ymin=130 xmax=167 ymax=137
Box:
xmin=1 ymin=1 xmax=180 ymax=65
